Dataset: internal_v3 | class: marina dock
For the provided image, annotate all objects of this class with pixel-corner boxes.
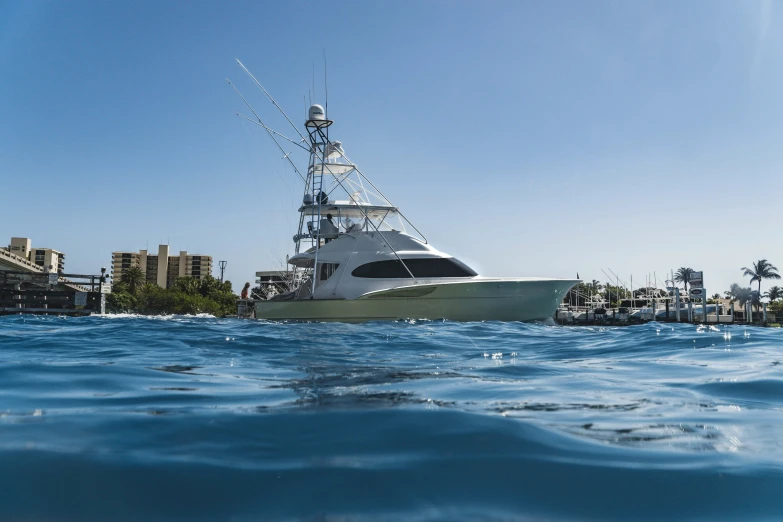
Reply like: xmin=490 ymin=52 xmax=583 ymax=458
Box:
xmin=555 ymin=304 xmax=777 ymax=327
xmin=0 ymin=270 xmax=108 ymax=316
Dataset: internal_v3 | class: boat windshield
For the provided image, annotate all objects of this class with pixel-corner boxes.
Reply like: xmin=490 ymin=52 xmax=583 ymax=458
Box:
xmin=351 ymin=258 xmax=477 ymax=279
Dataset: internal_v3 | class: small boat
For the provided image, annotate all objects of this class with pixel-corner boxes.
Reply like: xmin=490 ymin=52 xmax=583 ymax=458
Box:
xmin=232 ymin=70 xmax=577 ymax=321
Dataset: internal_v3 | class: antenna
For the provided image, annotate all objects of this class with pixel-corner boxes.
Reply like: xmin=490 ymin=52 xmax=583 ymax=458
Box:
xmin=219 ymin=260 xmax=227 ymax=283
xmin=312 ymin=62 xmax=316 ymax=104
xmin=324 ymin=49 xmax=328 ymax=119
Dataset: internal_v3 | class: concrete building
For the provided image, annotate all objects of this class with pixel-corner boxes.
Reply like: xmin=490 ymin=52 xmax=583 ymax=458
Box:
xmin=32 ymin=248 xmax=66 ymax=273
xmin=4 ymin=237 xmax=65 ymax=273
xmin=111 ymin=245 xmax=213 ymax=289
xmin=8 ymin=237 xmax=31 ymax=258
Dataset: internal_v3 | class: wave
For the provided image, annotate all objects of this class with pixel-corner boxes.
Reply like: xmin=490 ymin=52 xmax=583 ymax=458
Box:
xmin=2 ymin=317 xmax=783 ymax=519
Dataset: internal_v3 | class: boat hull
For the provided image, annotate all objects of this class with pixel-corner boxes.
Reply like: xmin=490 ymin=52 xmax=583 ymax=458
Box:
xmin=244 ymin=279 xmax=578 ymax=322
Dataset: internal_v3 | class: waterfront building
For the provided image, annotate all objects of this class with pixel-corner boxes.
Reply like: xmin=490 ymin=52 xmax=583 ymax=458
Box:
xmin=111 ymin=245 xmax=213 ymax=288
xmin=3 ymin=237 xmax=66 ymax=273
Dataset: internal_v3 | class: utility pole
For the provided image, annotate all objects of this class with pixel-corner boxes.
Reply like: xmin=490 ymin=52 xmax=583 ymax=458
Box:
xmin=219 ymin=261 xmax=227 ymax=283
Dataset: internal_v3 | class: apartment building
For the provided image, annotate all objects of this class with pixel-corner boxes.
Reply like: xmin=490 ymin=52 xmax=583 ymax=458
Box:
xmin=111 ymin=244 xmax=213 ymax=288
xmin=4 ymin=237 xmax=66 ymax=273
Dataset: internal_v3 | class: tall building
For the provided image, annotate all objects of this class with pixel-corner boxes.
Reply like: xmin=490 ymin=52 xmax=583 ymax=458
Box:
xmin=111 ymin=245 xmax=213 ymax=288
xmin=4 ymin=237 xmax=66 ymax=273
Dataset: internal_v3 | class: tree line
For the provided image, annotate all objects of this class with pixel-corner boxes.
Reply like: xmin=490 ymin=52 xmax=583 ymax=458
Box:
xmin=106 ymin=266 xmax=237 ymax=317
xmin=676 ymin=260 xmax=781 ymax=312
xmin=565 ymin=259 xmax=782 ymax=313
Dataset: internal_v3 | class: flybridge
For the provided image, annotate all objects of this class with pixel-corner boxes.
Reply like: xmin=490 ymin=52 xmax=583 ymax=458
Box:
xmin=228 ymin=60 xmax=426 ymax=293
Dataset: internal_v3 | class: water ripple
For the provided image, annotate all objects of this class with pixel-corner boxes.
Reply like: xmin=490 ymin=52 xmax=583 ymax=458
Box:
xmin=1 ymin=315 xmax=782 ymax=520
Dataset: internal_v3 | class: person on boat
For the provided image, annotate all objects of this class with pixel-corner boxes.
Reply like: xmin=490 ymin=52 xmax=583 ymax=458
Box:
xmin=241 ymin=282 xmax=250 ymax=300
xmin=324 ymin=213 xmax=337 ymax=243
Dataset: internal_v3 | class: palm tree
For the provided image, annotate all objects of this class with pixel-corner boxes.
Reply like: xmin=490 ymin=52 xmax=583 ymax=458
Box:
xmin=120 ymin=266 xmax=146 ymax=297
xmin=764 ymin=286 xmax=783 ymax=302
xmin=173 ymin=276 xmax=201 ymax=295
xmin=741 ymin=259 xmax=781 ymax=301
xmin=674 ymin=267 xmax=694 ymax=293
xmin=729 ymin=283 xmax=754 ymax=308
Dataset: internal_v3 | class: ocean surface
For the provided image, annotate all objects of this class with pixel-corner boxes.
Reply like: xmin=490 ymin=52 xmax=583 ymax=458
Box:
xmin=1 ymin=315 xmax=782 ymax=521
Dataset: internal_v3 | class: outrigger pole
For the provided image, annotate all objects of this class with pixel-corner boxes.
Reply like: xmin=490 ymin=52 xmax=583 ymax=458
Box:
xmin=227 ymin=79 xmax=307 ymax=185
xmin=236 ymin=59 xmax=309 ymax=144
xmin=231 ymin=60 xmax=420 ymax=285
xmin=235 ymin=113 xmax=309 ymax=153
xmin=233 ymin=60 xmax=425 ymax=243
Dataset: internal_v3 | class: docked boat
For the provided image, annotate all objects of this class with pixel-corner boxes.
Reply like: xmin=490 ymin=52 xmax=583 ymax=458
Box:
xmin=232 ymin=71 xmax=577 ymax=321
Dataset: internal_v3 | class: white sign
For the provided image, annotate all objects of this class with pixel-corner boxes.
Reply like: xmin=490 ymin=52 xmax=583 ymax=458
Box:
xmin=689 ymin=271 xmax=703 ymax=289
xmin=74 ymin=292 xmax=87 ymax=307
xmin=100 ymin=283 xmax=112 ymax=294
xmin=690 ymin=288 xmax=705 ymax=299
xmin=48 ymin=273 xmax=58 ymax=286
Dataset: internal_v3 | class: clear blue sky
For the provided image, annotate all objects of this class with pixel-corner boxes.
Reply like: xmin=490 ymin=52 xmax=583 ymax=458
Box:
xmin=2 ymin=1 xmax=781 ymax=295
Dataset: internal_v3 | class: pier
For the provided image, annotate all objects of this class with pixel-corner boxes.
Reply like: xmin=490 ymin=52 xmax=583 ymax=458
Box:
xmin=0 ymin=270 xmax=108 ymax=316
xmin=555 ymin=304 xmax=777 ymax=327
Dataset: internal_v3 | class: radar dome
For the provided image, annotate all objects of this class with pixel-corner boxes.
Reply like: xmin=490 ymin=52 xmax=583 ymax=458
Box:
xmin=308 ymin=104 xmax=325 ymax=121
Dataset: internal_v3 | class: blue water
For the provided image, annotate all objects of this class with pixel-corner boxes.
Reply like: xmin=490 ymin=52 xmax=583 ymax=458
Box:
xmin=1 ymin=315 xmax=782 ymax=521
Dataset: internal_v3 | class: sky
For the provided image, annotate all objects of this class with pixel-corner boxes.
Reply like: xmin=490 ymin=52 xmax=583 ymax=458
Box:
xmin=1 ymin=0 xmax=782 ymax=295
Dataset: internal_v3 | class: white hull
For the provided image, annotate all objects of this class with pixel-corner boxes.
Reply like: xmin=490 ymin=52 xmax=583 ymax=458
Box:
xmin=244 ymin=278 xmax=578 ymax=322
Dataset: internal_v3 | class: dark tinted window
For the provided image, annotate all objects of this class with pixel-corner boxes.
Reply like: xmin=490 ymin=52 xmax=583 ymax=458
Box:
xmin=319 ymin=262 xmax=340 ymax=281
xmin=351 ymin=258 xmax=477 ymax=278
xmin=351 ymin=260 xmax=411 ymax=278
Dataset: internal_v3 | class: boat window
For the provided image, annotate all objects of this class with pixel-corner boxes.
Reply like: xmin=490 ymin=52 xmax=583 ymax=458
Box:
xmin=351 ymin=258 xmax=477 ymax=278
xmin=351 ymin=260 xmax=411 ymax=278
xmin=319 ymin=263 xmax=340 ymax=282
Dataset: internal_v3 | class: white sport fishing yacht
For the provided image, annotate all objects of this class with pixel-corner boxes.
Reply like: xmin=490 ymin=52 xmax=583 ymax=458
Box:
xmin=231 ymin=65 xmax=577 ymax=321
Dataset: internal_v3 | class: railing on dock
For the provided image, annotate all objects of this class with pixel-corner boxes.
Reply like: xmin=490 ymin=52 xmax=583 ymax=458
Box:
xmin=0 ymin=270 xmax=108 ymax=316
